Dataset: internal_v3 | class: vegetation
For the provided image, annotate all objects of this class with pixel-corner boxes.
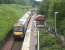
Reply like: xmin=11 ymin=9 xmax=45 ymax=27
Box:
xmin=0 ymin=4 xmax=27 ymax=42
xmin=0 ymin=0 xmax=32 ymax=5
xmin=39 ymin=0 xmax=65 ymax=50
xmin=39 ymin=0 xmax=65 ymax=35
xmin=0 ymin=0 xmax=32 ymax=49
xmin=0 ymin=0 xmax=16 ymax=4
xmin=40 ymin=31 xmax=65 ymax=50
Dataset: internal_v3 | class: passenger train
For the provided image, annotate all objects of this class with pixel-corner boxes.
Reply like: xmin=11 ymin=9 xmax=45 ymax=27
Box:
xmin=13 ymin=11 xmax=32 ymax=40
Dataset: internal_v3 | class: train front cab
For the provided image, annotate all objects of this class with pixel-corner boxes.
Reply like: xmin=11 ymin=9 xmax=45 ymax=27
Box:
xmin=13 ymin=26 xmax=25 ymax=40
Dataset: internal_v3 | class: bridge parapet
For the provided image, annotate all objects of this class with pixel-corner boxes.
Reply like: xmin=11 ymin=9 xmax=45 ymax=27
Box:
xmin=21 ymin=14 xmax=37 ymax=50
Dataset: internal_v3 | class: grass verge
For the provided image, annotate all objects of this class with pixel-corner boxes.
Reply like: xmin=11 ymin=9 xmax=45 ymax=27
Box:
xmin=0 ymin=4 xmax=27 ymax=41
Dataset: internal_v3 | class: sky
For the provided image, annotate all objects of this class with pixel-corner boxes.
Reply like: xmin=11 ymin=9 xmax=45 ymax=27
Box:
xmin=35 ymin=0 xmax=42 ymax=1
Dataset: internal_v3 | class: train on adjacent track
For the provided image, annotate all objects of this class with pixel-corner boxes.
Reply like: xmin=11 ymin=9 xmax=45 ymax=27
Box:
xmin=13 ymin=11 xmax=32 ymax=40
xmin=35 ymin=15 xmax=46 ymax=25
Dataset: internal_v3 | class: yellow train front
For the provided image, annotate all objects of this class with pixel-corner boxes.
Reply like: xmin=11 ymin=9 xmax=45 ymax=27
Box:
xmin=13 ymin=24 xmax=25 ymax=40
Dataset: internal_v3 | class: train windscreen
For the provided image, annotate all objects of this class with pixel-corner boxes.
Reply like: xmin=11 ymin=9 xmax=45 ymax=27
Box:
xmin=14 ymin=26 xmax=24 ymax=32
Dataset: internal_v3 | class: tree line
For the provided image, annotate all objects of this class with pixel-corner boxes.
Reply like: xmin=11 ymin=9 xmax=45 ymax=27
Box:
xmin=0 ymin=0 xmax=16 ymax=4
xmin=0 ymin=0 xmax=26 ymax=5
xmin=39 ymin=0 xmax=65 ymax=35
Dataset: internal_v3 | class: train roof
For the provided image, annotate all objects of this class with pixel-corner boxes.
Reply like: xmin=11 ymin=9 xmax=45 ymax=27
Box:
xmin=18 ymin=11 xmax=31 ymax=25
xmin=35 ymin=15 xmax=46 ymax=21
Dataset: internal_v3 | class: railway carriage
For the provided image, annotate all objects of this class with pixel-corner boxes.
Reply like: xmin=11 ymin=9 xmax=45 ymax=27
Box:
xmin=13 ymin=24 xmax=25 ymax=39
xmin=35 ymin=15 xmax=46 ymax=25
xmin=13 ymin=11 xmax=32 ymax=40
xmin=35 ymin=15 xmax=46 ymax=28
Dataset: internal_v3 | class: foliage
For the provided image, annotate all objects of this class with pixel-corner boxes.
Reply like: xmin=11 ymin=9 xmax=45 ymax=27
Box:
xmin=40 ymin=32 xmax=65 ymax=50
xmin=0 ymin=0 xmax=26 ymax=5
xmin=39 ymin=0 xmax=49 ymax=15
xmin=39 ymin=0 xmax=65 ymax=49
xmin=39 ymin=0 xmax=65 ymax=35
xmin=0 ymin=4 xmax=26 ymax=41
xmin=16 ymin=0 xmax=25 ymax=5
xmin=54 ymin=0 xmax=65 ymax=35
xmin=0 ymin=0 xmax=16 ymax=4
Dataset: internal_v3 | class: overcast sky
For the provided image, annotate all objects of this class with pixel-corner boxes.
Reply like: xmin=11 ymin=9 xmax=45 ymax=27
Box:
xmin=35 ymin=0 xmax=42 ymax=1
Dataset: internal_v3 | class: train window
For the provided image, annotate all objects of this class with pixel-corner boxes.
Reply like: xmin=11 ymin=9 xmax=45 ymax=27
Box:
xmin=14 ymin=26 xmax=24 ymax=32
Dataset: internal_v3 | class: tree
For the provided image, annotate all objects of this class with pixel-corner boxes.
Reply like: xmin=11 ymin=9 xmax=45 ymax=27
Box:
xmin=16 ymin=0 xmax=25 ymax=5
xmin=39 ymin=0 xmax=49 ymax=15
xmin=54 ymin=0 xmax=65 ymax=35
xmin=39 ymin=0 xmax=65 ymax=35
xmin=0 ymin=0 xmax=16 ymax=4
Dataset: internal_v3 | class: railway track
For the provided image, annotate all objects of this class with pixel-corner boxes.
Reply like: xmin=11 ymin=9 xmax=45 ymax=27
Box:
xmin=1 ymin=36 xmax=23 ymax=50
xmin=12 ymin=40 xmax=23 ymax=50
xmin=2 ymin=36 xmax=14 ymax=50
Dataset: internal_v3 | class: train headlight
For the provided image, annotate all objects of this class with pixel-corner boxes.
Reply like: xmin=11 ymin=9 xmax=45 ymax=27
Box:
xmin=14 ymin=32 xmax=23 ymax=36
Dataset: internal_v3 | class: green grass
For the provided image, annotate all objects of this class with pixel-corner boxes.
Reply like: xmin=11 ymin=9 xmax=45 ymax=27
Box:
xmin=40 ymin=31 xmax=65 ymax=50
xmin=0 ymin=4 xmax=27 ymax=41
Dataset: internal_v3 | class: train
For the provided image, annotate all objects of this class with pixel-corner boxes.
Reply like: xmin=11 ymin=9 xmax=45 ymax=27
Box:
xmin=35 ymin=15 xmax=46 ymax=25
xmin=13 ymin=11 xmax=32 ymax=40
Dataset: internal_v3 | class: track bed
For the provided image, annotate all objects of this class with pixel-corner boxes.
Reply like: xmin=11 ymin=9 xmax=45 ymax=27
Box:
xmin=2 ymin=36 xmax=23 ymax=50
